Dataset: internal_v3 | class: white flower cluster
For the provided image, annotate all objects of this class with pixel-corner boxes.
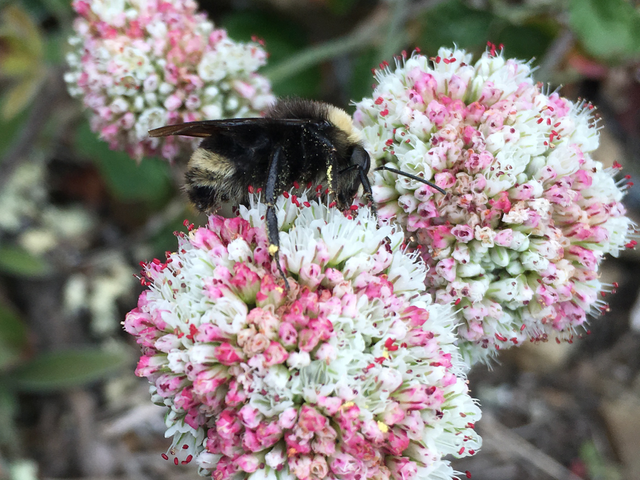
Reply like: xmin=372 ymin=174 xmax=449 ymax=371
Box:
xmin=354 ymin=46 xmax=634 ymax=365
xmin=65 ymin=0 xmax=275 ymax=161
xmin=125 ymin=194 xmax=482 ymax=480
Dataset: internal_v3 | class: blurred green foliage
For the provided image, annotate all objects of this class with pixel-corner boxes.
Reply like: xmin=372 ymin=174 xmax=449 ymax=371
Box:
xmin=417 ymin=1 xmax=495 ymax=55
xmin=0 ymin=106 xmax=30 ymax=160
xmin=0 ymin=246 xmax=52 ymax=278
xmin=0 ymin=5 xmax=47 ymax=120
xmin=569 ymin=0 xmax=640 ymax=62
xmin=11 ymin=348 xmax=131 ymax=392
xmin=579 ymin=440 xmax=623 ymax=480
xmin=222 ymin=10 xmax=322 ymax=97
xmin=0 ymin=302 xmax=27 ymax=370
xmin=74 ymin=121 xmax=174 ymax=205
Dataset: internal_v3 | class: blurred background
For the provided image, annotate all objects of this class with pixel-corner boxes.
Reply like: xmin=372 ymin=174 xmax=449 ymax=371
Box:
xmin=1 ymin=0 xmax=639 ymax=479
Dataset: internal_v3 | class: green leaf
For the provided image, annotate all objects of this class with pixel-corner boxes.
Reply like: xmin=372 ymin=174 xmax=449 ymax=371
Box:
xmin=349 ymin=48 xmax=379 ymax=105
xmin=0 ymin=302 xmax=27 ymax=370
xmin=580 ymin=440 xmax=623 ymax=480
xmin=41 ymin=31 xmax=66 ymax=65
xmin=1 ymin=69 xmax=45 ymax=120
xmin=0 ymin=102 xmax=30 ymax=159
xmin=0 ymin=246 xmax=52 ymax=277
xmin=13 ymin=348 xmax=132 ymax=392
xmin=0 ymin=383 xmax=18 ymax=450
xmin=496 ymin=21 xmax=557 ymax=61
xmin=326 ymin=0 xmax=358 ymax=16
xmin=0 ymin=5 xmax=43 ymax=59
xmin=35 ymin=0 xmax=74 ymax=24
xmin=74 ymin=121 xmax=173 ymax=203
xmin=222 ymin=11 xmax=322 ymax=97
xmin=148 ymin=208 xmax=198 ymax=256
xmin=418 ymin=0 xmax=496 ymax=55
xmin=569 ymin=0 xmax=640 ymax=61
xmin=1 ymin=50 xmax=37 ymax=77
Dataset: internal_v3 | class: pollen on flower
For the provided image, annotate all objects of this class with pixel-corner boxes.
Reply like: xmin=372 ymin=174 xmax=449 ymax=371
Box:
xmin=124 ymin=193 xmax=481 ymax=480
xmin=354 ymin=45 xmax=635 ymax=367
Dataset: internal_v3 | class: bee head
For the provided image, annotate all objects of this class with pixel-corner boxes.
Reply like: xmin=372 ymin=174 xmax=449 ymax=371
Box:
xmin=350 ymin=144 xmax=370 ymax=173
xmin=336 ymin=145 xmax=371 ymax=210
xmin=185 ymin=184 xmax=218 ymax=212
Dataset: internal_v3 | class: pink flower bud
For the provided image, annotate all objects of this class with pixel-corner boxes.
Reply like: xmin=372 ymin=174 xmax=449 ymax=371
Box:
xmin=282 ymin=300 xmax=309 ymax=327
xmin=285 ymin=432 xmax=312 ymax=455
xmin=224 ymin=379 xmax=247 ymax=406
xmin=298 ymin=328 xmax=321 ymax=352
xmin=213 ymin=456 xmax=238 ymax=480
xmin=314 ymin=343 xmax=336 ymax=364
xmin=230 ymin=263 xmax=261 ymax=299
xmin=243 ymin=333 xmax=270 ymax=356
xmin=316 ymin=395 xmax=342 ymax=415
xmin=123 ymin=309 xmax=152 ymax=335
xmin=299 ymin=262 xmax=325 ymax=289
xmin=256 ymin=274 xmax=286 ymax=308
xmin=567 ymin=245 xmax=599 ymax=270
xmin=451 ymin=224 xmax=474 ymax=243
xmin=386 ymin=427 xmax=410 ymax=455
xmin=311 ymin=426 xmax=337 ymax=456
xmin=264 ymin=341 xmax=289 ymax=366
xmin=435 ymin=257 xmax=456 ymax=282
xmin=398 ymin=411 xmax=425 ymax=440
xmin=329 ymin=452 xmax=365 ymax=480
xmin=215 ymin=342 xmax=244 ymax=365
xmin=241 ymin=429 xmax=261 ymax=453
xmin=404 ymin=329 xmax=434 ymax=347
xmin=216 ymin=409 xmax=242 ymax=439
xmin=255 ymin=420 xmax=282 ymax=449
xmin=386 ymin=456 xmax=418 ymax=480
xmin=163 ymin=93 xmax=182 ymax=111
xmin=278 ymin=321 xmax=298 ymax=347
xmin=238 ymin=405 xmax=262 ymax=429
xmin=192 ymin=366 xmax=229 ymax=396
xmin=572 ymin=169 xmax=593 ymax=190
xmin=236 ymin=453 xmax=260 ymax=473
xmin=309 ymin=455 xmax=329 ymax=480
xmin=278 ymin=407 xmax=298 ymax=429
xmin=288 ymin=454 xmax=312 ymax=480
xmin=380 ymin=401 xmax=405 ymax=426
xmin=298 ymin=405 xmax=326 ymax=433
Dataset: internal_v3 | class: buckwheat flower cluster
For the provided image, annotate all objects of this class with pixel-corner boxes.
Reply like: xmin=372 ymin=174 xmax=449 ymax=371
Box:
xmin=124 ymin=194 xmax=481 ymax=480
xmin=65 ymin=0 xmax=275 ymax=161
xmin=354 ymin=46 xmax=635 ymax=365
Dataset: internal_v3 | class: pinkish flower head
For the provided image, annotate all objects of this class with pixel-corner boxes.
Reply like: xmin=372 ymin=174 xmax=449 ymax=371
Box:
xmin=125 ymin=193 xmax=481 ymax=480
xmin=66 ymin=0 xmax=274 ymax=161
xmin=355 ymin=45 xmax=635 ymax=366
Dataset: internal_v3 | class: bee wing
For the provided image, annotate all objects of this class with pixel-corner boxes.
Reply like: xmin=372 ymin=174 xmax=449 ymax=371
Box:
xmin=148 ymin=118 xmax=314 ymax=138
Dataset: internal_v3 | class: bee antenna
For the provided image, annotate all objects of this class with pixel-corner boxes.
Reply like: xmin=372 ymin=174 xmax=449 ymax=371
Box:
xmin=374 ymin=166 xmax=446 ymax=195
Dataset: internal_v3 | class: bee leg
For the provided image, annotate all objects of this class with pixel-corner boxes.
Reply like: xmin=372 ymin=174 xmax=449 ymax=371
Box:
xmin=358 ymin=166 xmax=377 ymax=219
xmin=336 ymin=164 xmax=377 ymax=219
xmin=265 ymin=145 xmax=290 ymax=291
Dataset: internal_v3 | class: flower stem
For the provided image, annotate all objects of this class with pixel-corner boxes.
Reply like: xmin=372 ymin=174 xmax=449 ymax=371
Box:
xmin=378 ymin=0 xmax=410 ymax=62
xmin=263 ymin=6 xmax=388 ymax=85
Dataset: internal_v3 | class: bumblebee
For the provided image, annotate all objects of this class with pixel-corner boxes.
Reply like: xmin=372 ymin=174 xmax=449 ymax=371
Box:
xmin=149 ymin=98 xmax=445 ymax=286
